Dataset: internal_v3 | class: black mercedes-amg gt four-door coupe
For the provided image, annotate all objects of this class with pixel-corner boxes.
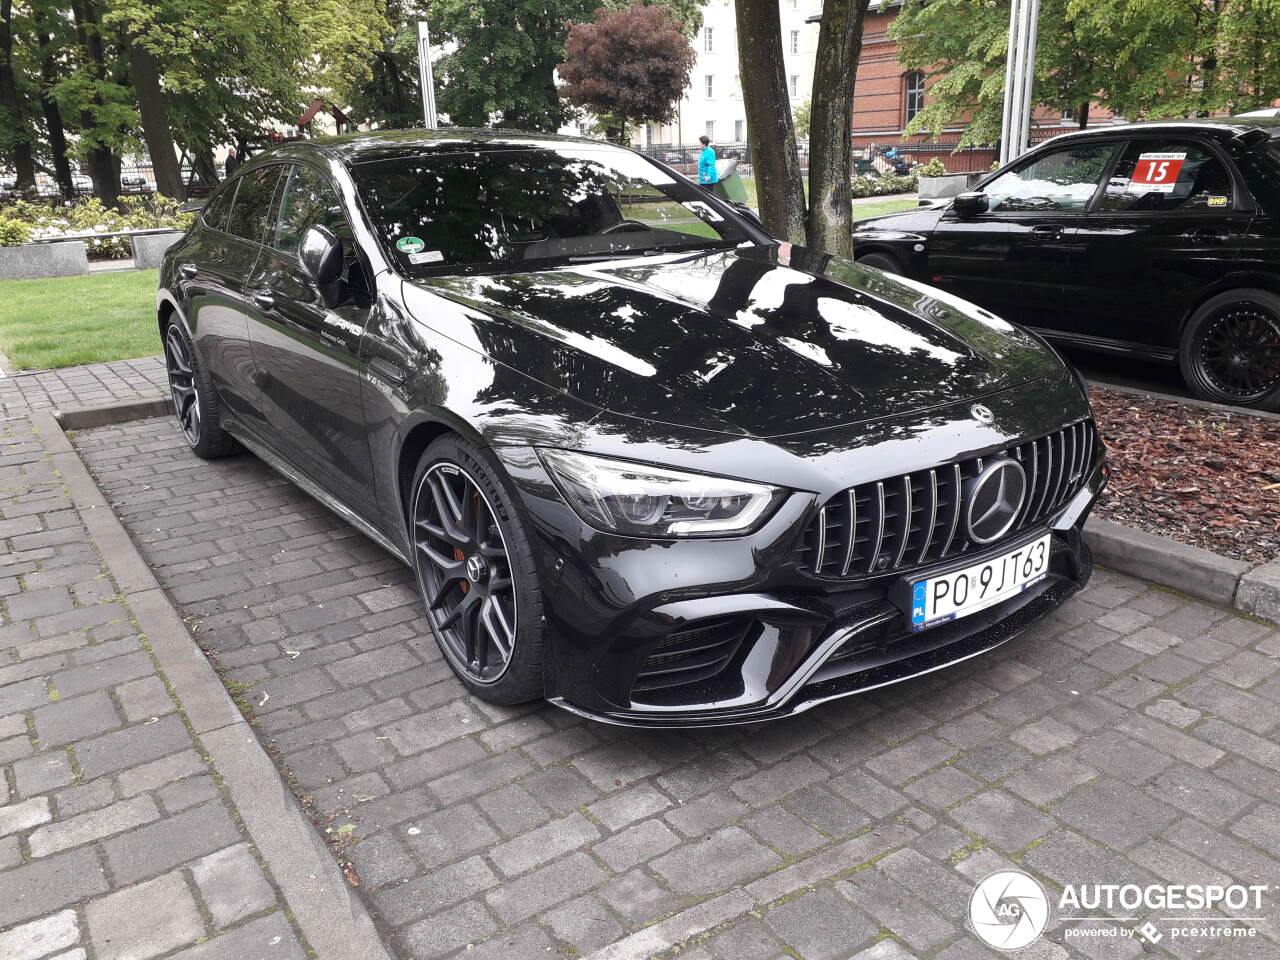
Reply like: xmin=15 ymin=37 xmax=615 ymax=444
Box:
xmin=158 ymin=130 xmax=1106 ymax=727
xmin=853 ymin=118 xmax=1280 ymax=411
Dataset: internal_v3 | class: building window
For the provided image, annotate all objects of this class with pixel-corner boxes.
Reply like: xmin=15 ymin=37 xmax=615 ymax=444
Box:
xmin=789 ymin=74 xmax=799 ymax=98
xmin=704 ymin=26 xmax=713 ymax=53
xmin=790 ymin=30 xmax=800 ymax=55
xmin=705 ymin=120 xmax=715 ymax=139
xmin=705 ymin=74 xmax=714 ymax=98
xmin=645 ymin=123 xmax=655 ymax=144
xmin=905 ymin=71 xmax=925 ymax=123
xmin=735 ymin=119 xmax=745 ymax=141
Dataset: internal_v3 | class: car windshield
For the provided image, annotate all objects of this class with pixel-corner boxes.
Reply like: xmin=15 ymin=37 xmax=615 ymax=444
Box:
xmin=351 ymin=145 xmax=751 ymax=275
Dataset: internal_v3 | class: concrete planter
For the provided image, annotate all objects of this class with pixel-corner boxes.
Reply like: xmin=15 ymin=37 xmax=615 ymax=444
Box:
xmin=0 ymin=241 xmax=89 ymax=279
xmin=131 ymin=230 xmax=183 ymax=269
xmin=917 ymin=172 xmax=984 ymax=200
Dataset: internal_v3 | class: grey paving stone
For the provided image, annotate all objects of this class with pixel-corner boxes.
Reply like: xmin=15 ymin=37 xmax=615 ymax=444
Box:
xmin=0 ymin=795 xmax=52 ymax=836
xmin=591 ymin=818 xmax=680 ymax=871
xmin=597 ymin=868 xmax=679 ymax=924
xmin=12 ymin=749 xmax=75 ymax=796
xmin=29 ymin=795 xmax=160 ymax=858
xmin=837 ymin=871 xmax=957 ymax=951
xmin=0 ymin=846 xmax=107 ymax=927
xmin=400 ymin=899 xmax=498 ymax=958
xmin=489 ymin=810 xmax=599 ymax=877
xmin=190 ymin=843 xmax=277 ymax=928
xmin=374 ymin=855 xmax=497 ymax=925
xmin=115 ymin=748 xmax=205 ymax=796
xmin=586 ymin=783 xmax=670 ymax=831
xmin=115 ymin=675 xmax=174 ymax=721
xmin=86 ymin=869 xmax=203 ymax=960
xmin=34 ymin=690 xmax=121 ymax=746
xmin=745 ymin=804 xmax=827 ymax=856
xmin=1053 ymin=780 xmax=1179 ymax=851
xmin=764 ymin=886 xmax=878 ymax=960
xmin=403 ymin=802 xmax=500 ymax=869
xmin=542 ymin=894 xmax=625 ymax=953
xmin=102 ymin=799 xmax=239 ymax=885
xmin=0 ymin=908 xmax=79 ymax=960
xmin=484 ymin=851 xmax=607 ymax=925
xmin=74 ymin=714 xmax=190 ymax=780
xmin=949 ymin=790 xmax=1056 ymax=853
xmin=157 ymin=774 xmax=219 ymax=813
xmin=163 ymin=912 xmax=303 ymax=960
xmin=651 ymin=825 xmax=783 ymax=896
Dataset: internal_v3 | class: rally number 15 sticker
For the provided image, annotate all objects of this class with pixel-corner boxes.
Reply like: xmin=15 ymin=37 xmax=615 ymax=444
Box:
xmin=1131 ymin=152 xmax=1186 ymax=193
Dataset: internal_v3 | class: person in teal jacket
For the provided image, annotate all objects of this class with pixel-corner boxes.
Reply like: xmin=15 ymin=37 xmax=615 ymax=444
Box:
xmin=697 ymin=136 xmax=717 ymax=192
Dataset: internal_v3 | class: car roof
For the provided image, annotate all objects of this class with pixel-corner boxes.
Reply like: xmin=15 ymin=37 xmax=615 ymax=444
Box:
xmin=261 ymin=128 xmax=619 ymax=167
xmin=1040 ymin=116 xmax=1280 ymax=147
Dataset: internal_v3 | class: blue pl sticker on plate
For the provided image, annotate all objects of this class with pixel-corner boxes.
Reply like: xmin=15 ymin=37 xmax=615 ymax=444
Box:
xmin=911 ymin=580 xmax=928 ymax=626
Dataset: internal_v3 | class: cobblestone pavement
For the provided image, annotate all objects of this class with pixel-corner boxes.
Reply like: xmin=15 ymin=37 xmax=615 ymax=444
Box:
xmin=0 ymin=357 xmax=165 ymax=419
xmin=0 ymin=415 xmax=311 ymax=959
xmin=75 ymin=416 xmax=1280 ymax=960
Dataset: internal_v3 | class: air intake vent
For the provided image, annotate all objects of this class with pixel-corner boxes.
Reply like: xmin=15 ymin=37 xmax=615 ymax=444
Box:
xmin=799 ymin=420 xmax=1096 ymax=580
xmin=632 ymin=617 xmax=750 ymax=692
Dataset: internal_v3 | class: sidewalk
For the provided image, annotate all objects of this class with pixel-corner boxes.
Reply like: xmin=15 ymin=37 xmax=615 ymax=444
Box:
xmin=0 ymin=412 xmax=386 ymax=960
xmin=0 ymin=357 xmax=166 ymax=420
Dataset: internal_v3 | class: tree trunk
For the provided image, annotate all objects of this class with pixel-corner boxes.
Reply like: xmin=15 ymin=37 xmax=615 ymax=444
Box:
xmin=1076 ymin=101 xmax=1089 ymax=129
xmin=735 ymin=0 xmax=805 ymax=243
xmin=70 ymin=0 xmax=119 ymax=206
xmin=0 ymin=0 xmax=37 ymax=191
xmin=123 ymin=32 xmax=184 ymax=199
xmin=36 ymin=22 xmax=75 ymax=200
xmin=805 ymin=0 xmax=870 ymax=258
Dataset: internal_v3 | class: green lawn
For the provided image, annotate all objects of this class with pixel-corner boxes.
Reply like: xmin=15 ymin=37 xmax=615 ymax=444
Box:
xmin=739 ymin=178 xmax=917 ymax=222
xmin=0 ymin=269 xmax=160 ymax=371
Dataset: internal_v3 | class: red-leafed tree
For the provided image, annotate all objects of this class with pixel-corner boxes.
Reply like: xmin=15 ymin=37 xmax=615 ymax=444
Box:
xmin=558 ymin=3 xmax=695 ymax=143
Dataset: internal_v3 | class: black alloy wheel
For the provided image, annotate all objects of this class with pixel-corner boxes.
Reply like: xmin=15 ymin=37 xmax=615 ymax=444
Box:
xmin=164 ymin=324 xmax=201 ymax=445
xmin=412 ymin=461 xmax=519 ymax=683
xmin=1182 ymin=290 xmax=1280 ymax=410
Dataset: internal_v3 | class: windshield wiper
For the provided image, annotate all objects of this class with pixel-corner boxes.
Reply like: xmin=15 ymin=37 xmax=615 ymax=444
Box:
xmin=566 ymin=249 xmax=666 ymax=263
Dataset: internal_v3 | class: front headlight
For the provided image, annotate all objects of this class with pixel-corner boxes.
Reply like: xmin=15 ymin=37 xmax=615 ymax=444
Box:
xmin=537 ymin=449 xmax=784 ymax=538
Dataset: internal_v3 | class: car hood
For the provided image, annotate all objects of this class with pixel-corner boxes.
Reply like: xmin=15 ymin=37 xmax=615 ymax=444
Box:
xmin=853 ymin=203 xmax=947 ymax=236
xmin=401 ymin=244 xmax=1063 ymax=439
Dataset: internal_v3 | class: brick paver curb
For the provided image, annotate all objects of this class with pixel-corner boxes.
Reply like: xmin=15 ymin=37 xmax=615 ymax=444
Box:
xmin=56 ymin=398 xmax=172 ymax=430
xmin=26 ymin=409 xmax=393 ymax=960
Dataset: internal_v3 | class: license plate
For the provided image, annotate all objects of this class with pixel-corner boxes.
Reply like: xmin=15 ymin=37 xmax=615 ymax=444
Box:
xmin=909 ymin=534 xmax=1051 ymax=631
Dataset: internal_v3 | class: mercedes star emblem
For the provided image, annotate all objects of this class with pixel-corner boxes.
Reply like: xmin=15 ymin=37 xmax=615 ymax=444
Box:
xmin=967 ymin=460 xmax=1028 ymax=544
xmin=971 ymin=403 xmax=995 ymax=424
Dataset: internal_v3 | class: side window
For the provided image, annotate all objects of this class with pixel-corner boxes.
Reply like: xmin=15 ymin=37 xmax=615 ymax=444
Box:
xmin=224 ymin=166 xmax=283 ymax=243
xmin=201 ymin=181 xmax=237 ymax=233
xmin=1100 ymin=140 xmax=1234 ymax=213
xmin=984 ymin=143 xmax=1117 ymax=213
xmin=274 ymin=165 xmax=354 ymax=255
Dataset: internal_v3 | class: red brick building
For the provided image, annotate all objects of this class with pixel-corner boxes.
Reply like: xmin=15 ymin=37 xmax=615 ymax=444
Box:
xmin=848 ymin=3 xmax=1116 ymax=172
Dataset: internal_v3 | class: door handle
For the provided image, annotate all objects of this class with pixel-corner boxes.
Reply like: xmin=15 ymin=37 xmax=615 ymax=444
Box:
xmin=1030 ymin=224 xmax=1063 ymax=240
xmin=251 ymin=290 xmax=275 ymax=310
xmin=1183 ymin=227 xmax=1226 ymax=243
xmin=179 ymin=263 xmax=197 ymax=279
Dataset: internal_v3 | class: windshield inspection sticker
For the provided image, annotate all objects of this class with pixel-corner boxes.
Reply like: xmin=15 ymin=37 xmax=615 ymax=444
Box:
xmin=395 ymin=236 xmax=426 ymax=253
xmin=1207 ymin=195 xmax=1228 ymax=207
xmin=1130 ymin=152 xmax=1186 ymax=193
xmin=407 ymin=250 xmax=444 ymax=265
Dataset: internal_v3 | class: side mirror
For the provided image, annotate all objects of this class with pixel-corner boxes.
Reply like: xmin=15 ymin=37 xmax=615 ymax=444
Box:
xmin=952 ymin=192 xmax=990 ymax=218
xmin=299 ymin=224 xmax=343 ymax=286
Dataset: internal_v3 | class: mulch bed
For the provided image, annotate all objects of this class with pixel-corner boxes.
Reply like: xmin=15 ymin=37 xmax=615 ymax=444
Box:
xmin=1088 ymin=386 xmax=1280 ymax=565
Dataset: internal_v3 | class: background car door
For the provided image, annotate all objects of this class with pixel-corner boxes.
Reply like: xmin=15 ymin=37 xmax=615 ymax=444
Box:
xmin=1058 ymin=137 xmax=1252 ymax=353
xmin=245 ymin=162 xmax=377 ymax=504
xmin=927 ymin=141 xmax=1119 ymax=328
xmin=184 ymin=167 xmax=280 ymax=433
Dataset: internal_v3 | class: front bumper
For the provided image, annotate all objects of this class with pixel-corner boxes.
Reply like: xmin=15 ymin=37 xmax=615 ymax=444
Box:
xmin=501 ymin=431 xmax=1105 ymax=727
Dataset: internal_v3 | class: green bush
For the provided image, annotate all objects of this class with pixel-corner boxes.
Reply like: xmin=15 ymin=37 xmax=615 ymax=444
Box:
xmin=0 ymin=216 xmax=30 ymax=247
xmin=0 ymin=195 xmax=191 ymax=258
xmin=850 ymin=172 xmax=919 ymax=199
xmin=919 ymin=157 xmax=947 ymax=178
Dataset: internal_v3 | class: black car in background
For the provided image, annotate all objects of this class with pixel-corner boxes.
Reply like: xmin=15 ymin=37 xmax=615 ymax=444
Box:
xmin=158 ymin=130 xmax=1105 ymax=727
xmin=853 ymin=118 xmax=1280 ymax=410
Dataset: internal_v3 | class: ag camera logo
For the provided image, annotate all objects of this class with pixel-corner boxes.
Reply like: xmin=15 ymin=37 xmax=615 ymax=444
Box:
xmin=969 ymin=870 xmax=1050 ymax=950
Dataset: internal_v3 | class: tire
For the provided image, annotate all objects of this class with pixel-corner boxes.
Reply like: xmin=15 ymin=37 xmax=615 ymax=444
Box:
xmin=1178 ymin=289 xmax=1280 ymax=411
xmin=162 ymin=321 xmax=240 ymax=459
xmin=856 ymin=252 xmax=903 ymax=275
xmin=409 ymin=435 xmax=545 ymax=704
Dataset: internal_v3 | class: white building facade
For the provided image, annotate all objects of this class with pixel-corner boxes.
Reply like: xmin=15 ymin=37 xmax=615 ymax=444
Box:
xmin=563 ymin=0 xmax=824 ymax=147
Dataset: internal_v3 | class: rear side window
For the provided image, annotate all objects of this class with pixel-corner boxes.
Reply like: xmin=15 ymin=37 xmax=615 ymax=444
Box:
xmin=201 ymin=182 xmax=237 ymax=233
xmin=984 ymin=143 xmax=1117 ymax=213
xmin=273 ymin=165 xmax=354 ymax=255
xmin=224 ymin=166 xmax=283 ymax=243
xmin=1100 ymin=140 xmax=1234 ymax=213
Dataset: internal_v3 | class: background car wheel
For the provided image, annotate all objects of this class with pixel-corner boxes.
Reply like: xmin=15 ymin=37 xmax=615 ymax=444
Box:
xmin=162 ymin=322 xmax=240 ymax=459
xmin=409 ymin=435 xmax=545 ymax=704
xmin=1179 ymin=289 xmax=1280 ymax=411
xmin=856 ymin=252 xmax=903 ymax=275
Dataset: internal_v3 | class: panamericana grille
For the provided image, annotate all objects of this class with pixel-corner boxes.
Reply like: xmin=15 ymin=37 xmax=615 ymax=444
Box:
xmin=799 ymin=420 xmax=1097 ymax=580
xmin=632 ymin=617 xmax=750 ymax=692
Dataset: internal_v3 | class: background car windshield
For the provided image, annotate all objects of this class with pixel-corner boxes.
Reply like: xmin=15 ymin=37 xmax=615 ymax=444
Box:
xmin=352 ymin=146 xmax=750 ymax=273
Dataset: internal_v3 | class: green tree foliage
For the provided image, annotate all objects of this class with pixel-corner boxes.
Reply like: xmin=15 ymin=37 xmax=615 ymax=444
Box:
xmin=793 ymin=98 xmax=811 ymax=138
xmin=558 ymin=3 xmax=696 ymax=143
xmin=891 ymin=0 xmax=1280 ymax=150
